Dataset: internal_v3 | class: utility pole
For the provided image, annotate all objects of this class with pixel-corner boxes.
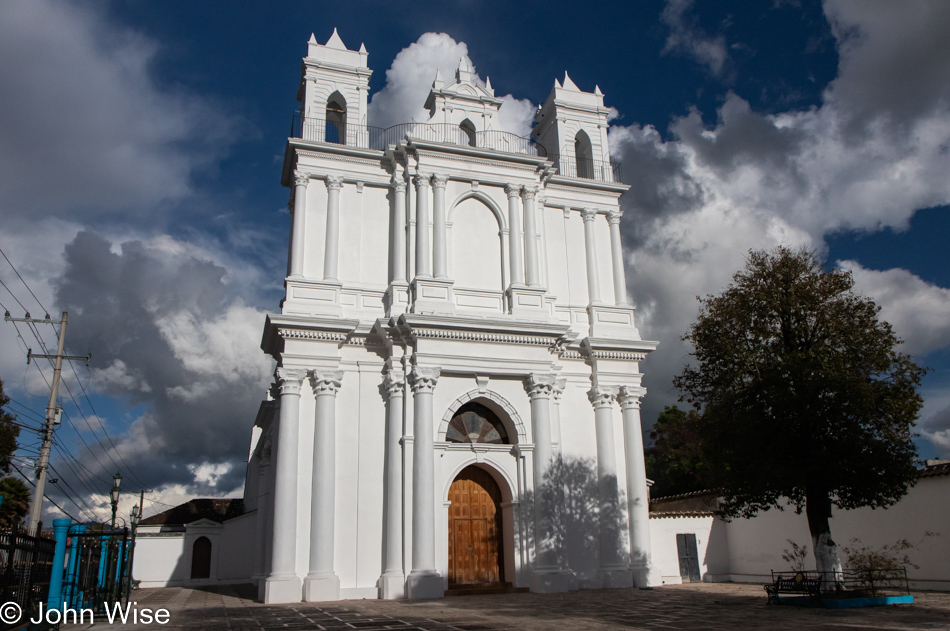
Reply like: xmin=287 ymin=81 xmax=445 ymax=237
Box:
xmin=4 ymin=311 xmax=90 ymax=534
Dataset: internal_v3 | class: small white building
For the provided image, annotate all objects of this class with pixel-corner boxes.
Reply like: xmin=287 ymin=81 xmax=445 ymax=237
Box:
xmin=239 ymin=29 xmax=659 ymax=604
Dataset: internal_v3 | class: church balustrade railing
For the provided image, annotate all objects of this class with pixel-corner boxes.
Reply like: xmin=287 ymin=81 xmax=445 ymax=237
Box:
xmin=290 ymin=114 xmax=546 ymax=157
xmin=549 ymin=154 xmax=623 ymax=184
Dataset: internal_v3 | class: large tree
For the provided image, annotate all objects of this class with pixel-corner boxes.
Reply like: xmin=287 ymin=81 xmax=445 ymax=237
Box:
xmin=0 ymin=380 xmax=20 ymax=474
xmin=674 ymin=247 xmax=924 ymax=579
xmin=644 ymin=405 xmax=709 ymax=497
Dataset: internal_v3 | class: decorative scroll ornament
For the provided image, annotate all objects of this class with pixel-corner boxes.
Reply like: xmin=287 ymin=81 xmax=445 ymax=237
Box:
xmin=325 ymin=175 xmax=344 ymax=191
xmin=413 ymin=173 xmax=432 ymax=189
xmin=431 ymin=173 xmax=449 ymax=189
xmin=524 ymin=373 xmax=558 ymax=399
xmin=310 ymin=370 xmax=344 ymax=396
xmin=617 ymin=385 xmax=646 ymax=409
xmin=607 ymin=209 xmax=623 ymax=225
xmin=504 ymin=183 xmax=522 ymax=198
xmin=391 ymin=177 xmax=407 ymax=193
xmin=293 ymin=171 xmax=310 ymax=187
xmin=521 ymin=185 xmax=539 ymax=201
xmin=581 ymin=207 xmax=598 ymax=223
xmin=276 ymin=367 xmax=307 ymax=395
xmin=383 ymin=370 xmax=406 ymax=398
xmin=587 ymin=386 xmax=617 ymax=409
xmin=409 ymin=366 xmax=441 ymax=393
xmin=553 ymin=378 xmax=568 ymax=403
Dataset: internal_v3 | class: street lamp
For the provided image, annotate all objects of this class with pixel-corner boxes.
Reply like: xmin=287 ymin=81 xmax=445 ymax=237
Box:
xmin=110 ymin=471 xmax=122 ymax=530
xmin=126 ymin=504 xmax=141 ymax=597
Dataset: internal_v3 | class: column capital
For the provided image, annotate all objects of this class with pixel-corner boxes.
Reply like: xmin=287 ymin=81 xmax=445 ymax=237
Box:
xmin=553 ymin=378 xmax=568 ymax=403
xmin=581 ymin=207 xmax=598 ymax=223
xmin=384 ymin=369 xmax=406 ymax=398
xmin=409 ymin=366 xmax=440 ymax=393
xmin=276 ymin=367 xmax=307 ymax=394
xmin=310 ymin=370 xmax=344 ymax=396
xmin=521 ymin=185 xmax=539 ymax=201
xmin=617 ymin=385 xmax=646 ymax=409
xmin=293 ymin=171 xmax=311 ymax=187
xmin=587 ymin=386 xmax=617 ymax=409
xmin=431 ymin=173 xmax=449 ymax=189
xmin=524 ymin=373 xmax=558 ymax=399
xmin=536 ymin=195 xmax=546 ymax=208
xmin=607 ymin=209 xmax=623 ymax=225
xmin=413 ymin=173 xmax=431 ymax=189
xmin=391 ymin=178 xmax=407 ymax=193
xmin=325 ymin=175 xmax=344 ymax=191
xmin=505 ymin=183 xmax=522 ymax=198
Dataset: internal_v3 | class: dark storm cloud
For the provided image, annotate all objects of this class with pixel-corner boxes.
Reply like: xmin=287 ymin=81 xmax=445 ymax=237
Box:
xmin=54 ymin=231 xmax=273 ymax=494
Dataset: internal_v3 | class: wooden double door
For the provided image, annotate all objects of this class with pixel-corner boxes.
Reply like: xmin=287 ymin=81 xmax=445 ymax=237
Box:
xmin=447 ymin=466 xmax=504 ymax=585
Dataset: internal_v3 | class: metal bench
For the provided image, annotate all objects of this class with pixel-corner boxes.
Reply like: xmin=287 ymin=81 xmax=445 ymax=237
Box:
xmin=765 ymin=572 xmax=823 ymax=604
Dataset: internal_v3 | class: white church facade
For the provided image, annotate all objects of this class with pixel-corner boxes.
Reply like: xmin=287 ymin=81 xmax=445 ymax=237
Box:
xmin=239 ymin=29 xmax=659 ymax=604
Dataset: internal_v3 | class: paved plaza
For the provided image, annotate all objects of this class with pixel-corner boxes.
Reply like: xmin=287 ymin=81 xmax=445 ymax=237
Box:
xmin=58 ymin=582 xmax=950 ymax=631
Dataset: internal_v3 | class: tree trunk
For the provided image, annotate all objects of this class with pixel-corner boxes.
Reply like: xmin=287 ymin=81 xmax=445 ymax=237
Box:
xmin=805 ymin=490 xmax=841 ymax=591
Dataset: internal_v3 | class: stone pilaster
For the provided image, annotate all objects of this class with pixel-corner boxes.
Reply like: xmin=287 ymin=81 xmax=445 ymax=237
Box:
xmin=379 ymin=369 xmax=406 ymax=599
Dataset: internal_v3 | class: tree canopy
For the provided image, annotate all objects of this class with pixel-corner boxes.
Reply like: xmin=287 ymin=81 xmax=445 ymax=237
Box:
xmin=674 ymin=247 xmax=925 ymax=575
xmin=644 ymin=405 xmax=708 ymax=497
xmin=0 ymin=380 xmax=20 ymax=474
xmin=0 ymin=477 xmax=30 ymax=526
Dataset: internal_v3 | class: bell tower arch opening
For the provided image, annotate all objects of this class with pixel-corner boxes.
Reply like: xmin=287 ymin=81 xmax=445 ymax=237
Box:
xmin=459 ymin=118 xmax=477 ymax=147
xmin=326 ymin=92 xmax=347 ymax=144
xmin=574 ymin=129 xmax=594 ymax=179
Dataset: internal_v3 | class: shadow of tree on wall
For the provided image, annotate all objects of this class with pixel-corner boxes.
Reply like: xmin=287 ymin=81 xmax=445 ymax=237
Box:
xmin=523 ymin=454 xmax=629 ymax=583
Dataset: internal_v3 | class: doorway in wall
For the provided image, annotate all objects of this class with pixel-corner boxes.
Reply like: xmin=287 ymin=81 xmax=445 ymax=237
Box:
xmin=447 ymin=466 xmax=504 ymax=585
xmin=191 ymin=536 xmax=212 ymax=580
xmin=676 ymin=533 xmax=701 ymax=582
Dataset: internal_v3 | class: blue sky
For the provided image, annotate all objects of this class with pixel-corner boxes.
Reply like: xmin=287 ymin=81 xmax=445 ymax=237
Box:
xmin=1 ymin=0 xmax=948 ymax=522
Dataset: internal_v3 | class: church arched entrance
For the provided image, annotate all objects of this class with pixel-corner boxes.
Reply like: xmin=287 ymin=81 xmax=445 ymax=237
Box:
xmin=447 ymin=466 xmax=504 ymax=585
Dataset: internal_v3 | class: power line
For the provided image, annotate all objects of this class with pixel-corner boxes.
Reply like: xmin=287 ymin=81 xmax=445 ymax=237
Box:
xmin=0 ymin=245 xmax=48 ymax=314
xmin=0 ymin=278 xmax=27 ymax=312
xmin=10 ymin=461 xmax=80 ymax=523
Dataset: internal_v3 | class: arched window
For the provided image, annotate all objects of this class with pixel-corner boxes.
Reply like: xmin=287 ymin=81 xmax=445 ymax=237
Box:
xmin=191 ymin=536 xmax=212 ymax=579
xmin=574 ymin=130 xmax=594 ymax=179
xmin=446 ymin=402 xmax=509 ymax=444
xmin=459 ymin=119 xmax=477 ymax=147
xmin=326 ymin=92 xmax=347 ymax=145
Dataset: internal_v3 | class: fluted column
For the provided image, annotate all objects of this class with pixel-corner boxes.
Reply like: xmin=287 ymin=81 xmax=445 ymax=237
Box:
xmin=618 ymin=386 xmax=655 ymax=586
xmin=432 ymin=174 xmax=448 ymax=279
xmin=392 ymin=178 xmax=407 ymax=283
xmin=607 ymin=210 xmax=628 ymax=306
xmin=414 ymin=174 xmax=431 ymax=279
xmin=506 ymin=184 xmax=525 ymax=287
xmin=379 ymin=369 xmax=406 ymax=599
xmin=588 ymin=386 xmax=633 ymax=588
xmin=324 ymin=176 xmax=343 ymax=281
xmin=581 ymin=209 xmax=602 ymax=305
xmin=289 ymin=172 xmax=309 ymax=278
xmin=304 ymin=371 xmax=343 ymax=601
xmin=407 ymin=366 xmax=443 ymax=598
xmin=264 ymin=368 xmax=306 ymax=603
xmin=522 ymin=186 xmax=540 ymax=287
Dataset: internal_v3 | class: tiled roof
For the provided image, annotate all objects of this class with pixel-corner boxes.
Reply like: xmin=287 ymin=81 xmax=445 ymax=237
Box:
xmin=650 ymin=489 xmax=718 ymax=504
xmin=920 ymin=462 xmax=950 ymax=478
xmin=650 ymin=510 xmax=717 ymax=519
xmin=140 ymin=498 xmax=244 ymax=526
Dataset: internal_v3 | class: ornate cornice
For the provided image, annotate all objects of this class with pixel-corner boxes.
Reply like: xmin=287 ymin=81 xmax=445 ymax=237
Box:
xmin=589 ymin=350 xmax=647 ymax=361
xmin=560 ymin=350 xmax=584 ymax=360
xmin=310 ymin=370 xmax=344 ymax=396
xmin=413 ymin=328 xmax=554 ymax=346
xmin=295 ymin=151 xmax=382 ymax=168
xmin=278 ymin=328 xmax=348 ymax=342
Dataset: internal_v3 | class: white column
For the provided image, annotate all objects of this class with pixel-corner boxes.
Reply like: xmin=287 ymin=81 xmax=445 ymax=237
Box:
xmin=252 ymin=451 xmax=271 ymax=584
xmin=581 ymin=208 xmax=602 ymax=305
xmin=522 ymin=185 xmax=540 ymax=287
xmin=506 ymin=184 xmax=525 ymax=287
xmin=264 ymin=368 xmax=305 ymax=603
xmin=414 ymin=174 xmax=431 ymax=279
xmin=618 ymin=386 xmax=656 ymax=586
xmin=407 ymin=366 xmax=443 ymax=598
xmin=432 ymin=174 xmax=448 ymax=279
xmin=379 ymin=369 xmax=406 ymax=599
xmin=289 ymin=172 xmax=309 ymax=278
xmin=303 ymin=371 xmax=343 ymax=601
xmin=525 ymin=375 xmax=556 ymax=568
xmin=607 ymin=209 xmax=628 ymax=306
xmin=588 ymin=386 xmax=633 ymax=588
xmin=324 ymin=176 xmax=343 ymax=281
xmin=551 ymin=378 xmax=566 ymax=452
xmin=392 ymin=178 xmax=407 ymax=283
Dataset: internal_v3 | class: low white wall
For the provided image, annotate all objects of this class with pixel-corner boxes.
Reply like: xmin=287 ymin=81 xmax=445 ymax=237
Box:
xmin=649 ymin=516 xmax=720 ymax=585
xmin=218 ymin=512 xmax=257 ymax=581
xmin=720 ymin=474 xmax=950 ymax=590
xmin=133 ymin=529 xmax=187 ymax=588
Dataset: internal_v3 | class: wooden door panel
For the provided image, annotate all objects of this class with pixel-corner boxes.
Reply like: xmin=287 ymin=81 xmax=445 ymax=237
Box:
xmin=448 ymin=467 xmax=503 ymax=585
